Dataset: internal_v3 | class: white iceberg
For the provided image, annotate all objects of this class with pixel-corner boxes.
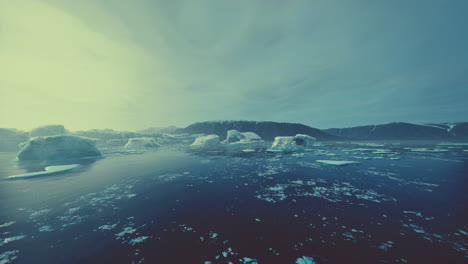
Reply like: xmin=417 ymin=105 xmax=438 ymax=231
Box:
xmin=222 ymin=130 xmax=264 ymax=149
xmin=268 ymin=134 xmax=317 ymax=152
xmin=17 ymin=135 xmax=101 ymax=160
xmin=7 ymin=164 xmax=81 ymax=179
xmin=190 ymin=135 xmax=221 ymax=149
xmin=123 ymin=137 xmax=161 ymax=150
xmin=316 ymin=160 xmax=360 ymax=166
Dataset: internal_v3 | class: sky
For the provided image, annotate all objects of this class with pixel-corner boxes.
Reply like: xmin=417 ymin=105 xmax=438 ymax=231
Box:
xmin=1 ymin=0 xmax=467 ymax=131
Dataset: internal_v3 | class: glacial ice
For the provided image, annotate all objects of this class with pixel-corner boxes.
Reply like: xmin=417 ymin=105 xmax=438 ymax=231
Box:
xmin=123 ymin=137 xmax=161 ymax=150
xmin=190 ymin=135 xmax=221 ymax=149
xmin=17 ymin=135 xmax=101 ymax=160
xmin=268 ymin=134 xmax=316 ymax=151
xmin=316 ymin=160 xmax=360 ymax=166
xmin=6 ymin=164 xmax=81 ymax=179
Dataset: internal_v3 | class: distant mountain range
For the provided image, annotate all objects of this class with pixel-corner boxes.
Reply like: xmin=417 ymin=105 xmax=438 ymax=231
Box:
xmin=324 ymin=122 xmax=468 ymax=140
xmin=175 ymin=121 xmax=340 ymax=141
xmin=137 ymin=126 xmax=179 ymax=134
xmin=173 ymin=121 xmax=468 ymax=141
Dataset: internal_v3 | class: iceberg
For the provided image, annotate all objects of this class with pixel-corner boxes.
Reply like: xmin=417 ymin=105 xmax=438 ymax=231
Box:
xmin=222 ymin=130 xmax=264 ymax=149
xmin=190 ymin=135 xmax=221 ymax=149
xmin=316 ymin=160 xmax=359 ymax=166
xmin=123 ymin=137 xmax=161 ymax=150
xmin=17 ymin=135 xmax=101 ymax=160
xmin=7 ymin=164 xmax=81 ymax=179
xmin=29 ymin=125 xmax=68 ymax=137
xmin=268 ymin=134 xmax=317 ymax=151
xmin=0 ymin=128 xmax=29 ymax=151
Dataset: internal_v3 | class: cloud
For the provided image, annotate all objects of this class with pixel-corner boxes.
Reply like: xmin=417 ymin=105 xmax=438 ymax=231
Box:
xmin=1 ymin=0 xmax=467 ymax=130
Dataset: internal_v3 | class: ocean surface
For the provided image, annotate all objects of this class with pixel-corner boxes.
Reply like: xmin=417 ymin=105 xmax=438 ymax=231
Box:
xmin=0 ymin=142 xmax=467 ymax=264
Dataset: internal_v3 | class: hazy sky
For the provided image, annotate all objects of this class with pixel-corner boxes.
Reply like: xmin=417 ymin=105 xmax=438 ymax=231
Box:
xmin=1 ymin=0 xmax=467 ymax=131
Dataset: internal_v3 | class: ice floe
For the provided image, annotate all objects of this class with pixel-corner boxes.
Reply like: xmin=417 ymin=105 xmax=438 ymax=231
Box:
xmin=0 ymin=222 xmax=15 ymax=229
xmin=128 ymin=236 xmax=150 ymax=246
xmin=7 ymin=164 xmax=81 ymax=179
xmin=38 ymin=225 xmax=54 ymax=232
xmin=98 ymin=224 xmax=117 ymax=230
xmin=316 ymin=160 xmax=359 ymax=166
xmin=0 ymin=235 xmax=27 ymax=247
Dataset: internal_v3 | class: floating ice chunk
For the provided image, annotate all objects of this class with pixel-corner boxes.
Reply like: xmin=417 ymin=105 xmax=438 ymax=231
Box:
xmin=242 ymin=149 xmax=256 ymax=153
xmin=98 ymin=224 xmax=117 ymax=230
xmin=17 ymin=135 xmax=101 ymax=160
xmin=0 ymin=222 xmax=15 ymax=228
xmin=296 ymin=256 xmax=318 ymax=264
xmin=241 ymin=257 xmax=258 ymax=263
xmin=7 ymin=164 xmax=81 ymax=179
xmin=316 ymin=160 xmax=359 ymax=166
xmin=128 ymin=236 xmax=150 ymax=246
xmin=123 ymin=137 xmax=161 ymax=150
xmin=38 ymin=225 xmax=54 ymax=232
xmin=116 ymin=227 xmax=137 ymax=239
xmin=0 ymin=235 xmax=27 ymax=247
xmin=190 ymin=135 xmax=221 ymax=149
xmin=0 ymin=250 xmax=19 ymax=264
xmin=403 ymin=211 xmax=423 ymax=217
xmin=29 ymin=208 xmax=52 ymax=218
xmin=268 ymin=134 xmax=316 ymax=152
xmin=378 ymin=241 xmax=394 ymax=251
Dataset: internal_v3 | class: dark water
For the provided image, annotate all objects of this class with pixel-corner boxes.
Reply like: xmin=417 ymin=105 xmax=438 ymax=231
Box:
xmin=0 ymin=142 xmax=467 ymax=264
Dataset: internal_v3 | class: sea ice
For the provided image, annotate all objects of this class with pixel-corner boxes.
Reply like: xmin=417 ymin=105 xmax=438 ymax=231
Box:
xmin=17 ymin=135 xmax=101 ymax=160
xmin=7 ymin=164 xmax=81 ymax=179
